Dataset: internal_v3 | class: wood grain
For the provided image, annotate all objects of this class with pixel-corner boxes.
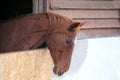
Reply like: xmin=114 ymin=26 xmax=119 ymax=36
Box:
xmin=51 ymin=10 xmax=119 ymax=18
xmin=78 ymin=28 xmax=120 ymax=39
xmin=51 ymin=0 xmax=120 ymax=9
xmin=0 ymin=48 xmax=53 ymax=80
xmin=75 ymin=19 xmax=120 ymax=29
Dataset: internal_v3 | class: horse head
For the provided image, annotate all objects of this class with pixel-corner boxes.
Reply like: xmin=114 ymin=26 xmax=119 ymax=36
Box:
xmin=45 ymin=13 xmax=86 ymax=76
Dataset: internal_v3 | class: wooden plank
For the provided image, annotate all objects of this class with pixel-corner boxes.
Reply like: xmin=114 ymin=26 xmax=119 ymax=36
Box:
xmin=0 ymin=49 xmax=53 ymax=80
xmin=43 ymin=0 xmax=50 ymax=11
xmin=33 ymin=0 xmax=49 ymax=12
xmin=75 ymin=19 xmax=120 ymax=29
xmin=50 ymin=10 xmax=119 ymax=18
xmin=32 ymin=0 xmax=39 ymax=13
xmin=51 ymin=1 xmax=120 ymax=9
xmin=78 ymin=28 xmax=120 ymax=39
xmin=38 ymin=0 xmax=44 ymax=12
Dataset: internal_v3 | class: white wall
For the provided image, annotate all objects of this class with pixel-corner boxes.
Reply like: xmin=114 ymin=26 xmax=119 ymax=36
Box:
xmin=52 ymin=37 xmax=120 ymax=80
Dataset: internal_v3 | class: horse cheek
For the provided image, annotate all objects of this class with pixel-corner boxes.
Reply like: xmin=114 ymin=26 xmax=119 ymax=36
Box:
xmin=58 ymin=49 xmax=64 ymax=53
xmin=64 ymin=45 xmax=74 ymax=69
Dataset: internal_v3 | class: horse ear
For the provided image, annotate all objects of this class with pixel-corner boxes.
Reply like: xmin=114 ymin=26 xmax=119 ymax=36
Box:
xmin=68 ymin=22 xmax=86 ymax=31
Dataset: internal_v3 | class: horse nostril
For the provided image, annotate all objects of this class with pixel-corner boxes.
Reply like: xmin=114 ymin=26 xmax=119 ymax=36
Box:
xmin=53 ymin=66 xmax=59 ymax=75
xmin=53 ymin=66 xmax=67 ymax=76
xmin=59 ymin=70 xmax=66 ymax=76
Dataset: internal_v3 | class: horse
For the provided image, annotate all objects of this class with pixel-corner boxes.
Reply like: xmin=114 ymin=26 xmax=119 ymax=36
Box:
xmin=0 ymin=12 xmax=86 ymax=76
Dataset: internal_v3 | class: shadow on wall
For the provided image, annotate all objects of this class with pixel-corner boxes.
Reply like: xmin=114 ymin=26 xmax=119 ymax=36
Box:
xmin=69 ymin=39 xmax=88 ymax=73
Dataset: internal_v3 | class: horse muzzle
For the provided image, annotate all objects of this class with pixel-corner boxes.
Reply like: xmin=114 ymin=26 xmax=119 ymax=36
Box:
xmin=53 ymin=66 xmax=66 ymax=76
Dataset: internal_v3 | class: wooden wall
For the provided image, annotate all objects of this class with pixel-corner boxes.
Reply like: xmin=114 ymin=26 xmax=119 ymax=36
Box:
xmin=49 ymin=0 xmax=120 ymax=39
xmin=0 ymin=49 xmax=53 ymax=80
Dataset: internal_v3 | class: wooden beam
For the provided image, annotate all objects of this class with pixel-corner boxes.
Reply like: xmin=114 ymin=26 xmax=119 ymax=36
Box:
xmin=78 ymin=28 xmax=120 ymax=39
xmin=32 ymin=0 xmax=39 ymax=13
xmin=38 ymin=0 xmax=44 ymax=12
xmin=51 ymin=1 xmax=120 ymax=10
xmin=51 ymin=10 xmax=120 ymax=19
xmin=75 ymin=19 xmax=120 ymax=29
xmin=32 ymin=0 xmax=49 ymax=13
xmin=0 ymin=49 xmax=53 ymax=80
xmin=43 ymin=0 xmax=50 ymax=11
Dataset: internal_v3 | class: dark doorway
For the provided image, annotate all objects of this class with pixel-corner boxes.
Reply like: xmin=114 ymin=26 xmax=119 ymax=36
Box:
xmin=0 ymin=0 xmax=32 ymax=22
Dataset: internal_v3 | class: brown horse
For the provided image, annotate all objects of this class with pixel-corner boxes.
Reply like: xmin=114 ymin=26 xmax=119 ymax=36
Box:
xmin=0 ymin=12 xmax=86 ymax=76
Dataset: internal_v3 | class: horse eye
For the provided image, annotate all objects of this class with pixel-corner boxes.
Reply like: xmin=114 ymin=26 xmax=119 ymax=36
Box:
xmin=66 ymin=40 xmax=71 ymax=45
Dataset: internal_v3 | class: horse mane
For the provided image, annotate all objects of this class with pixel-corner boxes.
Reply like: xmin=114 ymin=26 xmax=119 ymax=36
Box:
xmin=45 ymin=12 xmax=74 ymax=32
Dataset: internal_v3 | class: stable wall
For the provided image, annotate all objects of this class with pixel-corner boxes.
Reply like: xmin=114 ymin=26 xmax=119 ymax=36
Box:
xmin=49 ymin=0 xmax=120 ymax=39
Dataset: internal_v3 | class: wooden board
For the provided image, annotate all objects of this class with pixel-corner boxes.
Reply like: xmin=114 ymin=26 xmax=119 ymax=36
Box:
xmin=51 ymin=0 xmax=120 ymax=9
xmin=78 ymin=28 xmax=120 ymax=39
xmin=0 ymin=48 xmax=53 ymax=80
xmin=51 ymin=10 xmax=119 ymax=18
xmin=49 ymin=0 xmax=120 ymax=39
xmin=75 ymin=19 xmax=120 ymax=29
xmin=32 ymin=0 xmax=39 ymax=13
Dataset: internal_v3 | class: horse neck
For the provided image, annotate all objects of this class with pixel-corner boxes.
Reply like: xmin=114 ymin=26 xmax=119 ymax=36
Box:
xmin=27 ymin=13 xmax=51 ymax=49
xmin=0 ymin=13 xmax=50 ymax=52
